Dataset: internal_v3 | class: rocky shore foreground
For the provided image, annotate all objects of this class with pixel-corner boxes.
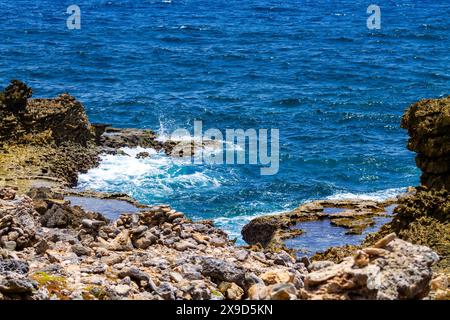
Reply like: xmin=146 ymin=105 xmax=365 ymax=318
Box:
xmin=0 ymin=80 xmax=449 ymax=300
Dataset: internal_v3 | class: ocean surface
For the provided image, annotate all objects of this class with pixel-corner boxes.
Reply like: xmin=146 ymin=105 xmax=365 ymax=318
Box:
xmin=1 ymin=1 xmax=449 ymax=245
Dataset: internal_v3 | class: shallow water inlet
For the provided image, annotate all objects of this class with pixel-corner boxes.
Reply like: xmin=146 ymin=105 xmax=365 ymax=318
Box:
xmin=66 ymin=196 xmax=142 ymax=220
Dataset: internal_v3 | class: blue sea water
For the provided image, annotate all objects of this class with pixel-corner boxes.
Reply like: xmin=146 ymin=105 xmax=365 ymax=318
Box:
xmin=1 ymin=1 xmax=449 ymax=243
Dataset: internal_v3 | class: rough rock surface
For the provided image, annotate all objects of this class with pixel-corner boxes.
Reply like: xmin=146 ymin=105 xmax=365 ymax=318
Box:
xmin=242 ymin=198 xmax=395 ymax=251
xmin=0 ymin=81 xmax=445 ymax=300
xmin=364 ymin=97 xmax=450 ymax=296
xmin=401 ymin=96 xmax=450 ymax=190
xmin=0 ymin=188 xmax=437 ymax=300
xmin=365 ymin=188 xmax=450 ymax=273
xmin=302 ymin=235 xmax=438 ymax=300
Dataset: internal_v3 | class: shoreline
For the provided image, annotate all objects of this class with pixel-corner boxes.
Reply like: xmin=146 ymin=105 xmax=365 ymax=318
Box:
xmin=0 ymin=80 xmax=448 ymax=300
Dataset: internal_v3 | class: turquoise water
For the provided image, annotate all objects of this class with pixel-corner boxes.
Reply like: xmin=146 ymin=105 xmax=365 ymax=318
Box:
xmin=1 ymin=1 xmax=449 ymax=242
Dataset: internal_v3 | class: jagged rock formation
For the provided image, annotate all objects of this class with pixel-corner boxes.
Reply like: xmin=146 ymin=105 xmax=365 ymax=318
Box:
xmin=0 ymin=187 xmax=308 ymax=300
xmin=0 ymin=189 xmax=440 ymax=300
xmin=0 ymin=80 xmax=91 ymax=146
xmin=0 ymin=81 xmax=446 ymax=300
xmin=365 ymin=188 xmax=450 ymax=272
xmin=401 ymin=96 xmax=450 ymax=190
xmin=302 ymin=234 xmax=438 ymax=300
xmin=363 ymin=97 xmax=450 ymax=276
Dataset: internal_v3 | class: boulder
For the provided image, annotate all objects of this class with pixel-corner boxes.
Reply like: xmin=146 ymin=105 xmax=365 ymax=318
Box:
xmin=0 ymin=188 xmax=16 ymax=201
xmin=401 ymin=96 xmax=450 ymax=190
xmin=218 ymin=282 xmax=244 ymax=300
xmin=201 ymin=257 xmax=246 ymax=286
xmin=304 ymin=238 xmax=439 ymax=300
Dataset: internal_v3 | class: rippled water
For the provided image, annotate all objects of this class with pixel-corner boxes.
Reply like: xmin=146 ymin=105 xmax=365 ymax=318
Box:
xmin=1 ymin=1 xmax=449 ymax=242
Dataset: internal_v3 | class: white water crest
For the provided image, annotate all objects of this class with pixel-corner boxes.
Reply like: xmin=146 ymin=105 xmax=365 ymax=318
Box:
xmin=326 ymin=187 xmax=407 ymax=202
xmin=77 ymin=147 xmax=222 ymax=198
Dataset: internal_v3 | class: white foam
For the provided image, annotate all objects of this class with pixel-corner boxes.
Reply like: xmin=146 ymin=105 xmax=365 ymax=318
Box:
xmin=77 ymin=147 xmax=222 ymax=195
xmin=326 ymin=187 xmax=407 ymax=202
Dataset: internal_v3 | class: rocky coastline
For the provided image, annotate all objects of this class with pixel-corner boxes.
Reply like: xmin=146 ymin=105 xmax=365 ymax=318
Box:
xmin=0 ymin=80 xmax=448 ymax=300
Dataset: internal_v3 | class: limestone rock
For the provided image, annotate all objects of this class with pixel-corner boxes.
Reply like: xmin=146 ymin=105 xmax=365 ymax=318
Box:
xmin=0 ymin=188 xmax=16 ymax=201
xmin=201 ymin=257 xmax=246 ymax=286
xmin=401 ymin=96 xmax=450 ymax=190
xmin=304 ymin=238 xmax=439 ymax=299
xmin=98 ymin=230 xmax=133 ymax=251
xmin=218 ymin=282 xmax=244 ymax=300
xmin=268 ymin=283 xmax=297 ymax=300
xmin=260 ymin=270 xmax=291 ymax=285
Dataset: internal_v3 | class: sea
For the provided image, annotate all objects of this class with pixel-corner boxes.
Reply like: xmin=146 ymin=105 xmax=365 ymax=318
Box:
xmin=1 ymin=0 xmax=449 ymax=246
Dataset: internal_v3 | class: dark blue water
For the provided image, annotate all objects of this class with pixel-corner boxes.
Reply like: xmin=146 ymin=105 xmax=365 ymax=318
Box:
xmin=1 ymin=1 xmax=449 ymax=241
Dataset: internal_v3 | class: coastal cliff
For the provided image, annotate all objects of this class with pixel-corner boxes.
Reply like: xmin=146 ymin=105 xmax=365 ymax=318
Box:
xmin=364 ymin=97 xmax=450 ymax=279
xmin=242 ymin=95 xmax=450 ymax=299
xmin=0 ymin=81 xmax=447 ymax=300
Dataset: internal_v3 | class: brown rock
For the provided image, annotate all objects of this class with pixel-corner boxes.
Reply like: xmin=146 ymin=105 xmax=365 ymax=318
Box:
xmin=218 ymin=282 xmax=244 ymax=300
xmin=260 ymin=270 xmax=291 ymax=285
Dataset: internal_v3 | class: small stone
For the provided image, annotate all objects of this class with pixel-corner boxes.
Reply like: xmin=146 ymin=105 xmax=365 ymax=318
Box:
xmin=7 ymin=231 xmax=19 ymax=242
xmin=81 ymin=219 xmax=106 ymax=229
xmin=168 ymin=212 xmax=184 ymax=222
xmin=3 ymin=241 xmax=17 ymax=251
xmin=158 ymin=282 xmax=176 ymax=300
xmin=353 ymin=250 xmax=370 ymax=268
xmin=235 ymin=250 xmax=249 ymax=262
xmin=33 ymin=200 xmax=48 ymax=215
xmin=170 ymin=272 xmax=184 ymax=283
xmin=0 ymin=277 xmax=37 ymax=294
xmin=247 ymin=283 xmax=269 ymax=300
xmin=118 ymin=268 xmax=158 ymax=292
xmin=268 ymin=283 xmax=297 ymax=300
xmin=178 ymin=264 xmax=202 ymax=280
xmin=0 ymin=188 xmax=16 ymax=200
xmin=114 ymin=284 xmax=131 ymax=296
xmin=192 ymin=233 xmax=208 ymax=245
xmin=373 ymin=233 xmax=397 ymax=249
xmin=98 ymin=230 xmax=134 ymax=251
xmin=260 ymin=270 xmax=291 ymax=285
xmin=71 ymin=244 xmax=92 ymax=257
xmin=298 ymin=256 xmax=311 ymax=268
xmin=135 ymin=152 xmax=150 ymax=159
xmin=102 ymin=254 xmax=124 ymax=266
xmin=174 ymin=241 xmax=196 ymax=251
xmin=362 ymin=247 xmax=389 ymax=257
xmin=201 ymin=257 xmax=245 ymax=286
xmin=273 ymin=251 xmax=295 ymax=266
xmin=35 ymin=239 xmax=49 ymax=255
xmin=431 ymin=275 xmax=449 ymax=291
xmin=0 ymin=215 xmax=13 ymax=229
xmin=132 ymin=231 xmax=157 ymax=250
xmin=209 ymin=236 xmax=226 ymax=247
xmin=308 ymin=260 xmax=335 ymax=272
xmin=244 ymin=272 xmax=264 ymax=289
xmin=218 ymin=282 xmax=244 ymax=300
xmin=131 ymin=225 xmax=148 ymax=237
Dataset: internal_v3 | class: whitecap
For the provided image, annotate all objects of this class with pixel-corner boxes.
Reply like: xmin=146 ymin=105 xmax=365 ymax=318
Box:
xmin=326 ymin=187 xmax=407 ymax=202
xmin=77 ymin=147 xmax=222 ymax=196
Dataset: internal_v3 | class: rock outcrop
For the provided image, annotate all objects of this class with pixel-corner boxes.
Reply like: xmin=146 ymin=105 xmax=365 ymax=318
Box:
xmin=365 ymin=188 xmax=450 ymax=273
xmin=0 ymin=80 xmax=445 ymax=300
xmin=242 ymin=199 xmax=395 ymax=251
xmin=302 ymin=234 xmax=438 ymax=300
xmin=0 ymin=188 xmax=439 ymax=300
xmin=363 ymin=97 xmax=450 ymax=290
xmin=402 ymin=96 xmax=450 ymax=190
xmin=0 ymin=80 xmax=91 ymax=147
